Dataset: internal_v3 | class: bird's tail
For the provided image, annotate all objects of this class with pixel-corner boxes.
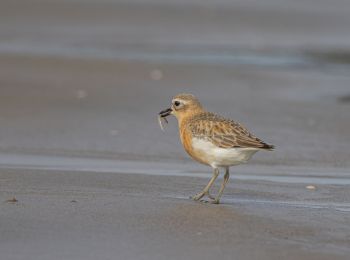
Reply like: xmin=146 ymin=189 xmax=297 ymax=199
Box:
xmin=260 ymin=142 xmax=275 ymax=150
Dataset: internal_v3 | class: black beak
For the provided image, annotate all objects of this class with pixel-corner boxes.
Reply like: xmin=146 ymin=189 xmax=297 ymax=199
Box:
xmin=159 ymin=107 xmax=172 ymax=118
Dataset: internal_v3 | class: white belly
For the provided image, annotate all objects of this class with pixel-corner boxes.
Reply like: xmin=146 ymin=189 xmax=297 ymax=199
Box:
xmin=192 ymin=138 xmax=259 ymax=168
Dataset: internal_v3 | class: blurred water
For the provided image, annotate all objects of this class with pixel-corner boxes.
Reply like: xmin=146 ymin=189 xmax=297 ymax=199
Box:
xmin=0 ymin=0 xmax=349 ymax=168
xmin=0 ymin=43 xmax=311 ymax=67
xmin=1 ymin=153 xmax=349 ymax=184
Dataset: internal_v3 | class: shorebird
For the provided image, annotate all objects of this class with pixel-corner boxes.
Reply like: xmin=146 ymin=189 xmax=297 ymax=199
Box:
xmin=159 ymin=93 xmax=274 ymax=204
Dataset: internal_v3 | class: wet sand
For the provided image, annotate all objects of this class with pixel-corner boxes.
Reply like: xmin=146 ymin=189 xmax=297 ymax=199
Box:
xmin=0 ymin=0 xmax=350 ymax=259
xmin=1 ymin=166 xmax=350 ymax=260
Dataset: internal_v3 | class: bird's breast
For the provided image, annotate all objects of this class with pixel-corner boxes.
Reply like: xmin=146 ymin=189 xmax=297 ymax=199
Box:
xmin=179 ymin=127 xmax=210 ymax=166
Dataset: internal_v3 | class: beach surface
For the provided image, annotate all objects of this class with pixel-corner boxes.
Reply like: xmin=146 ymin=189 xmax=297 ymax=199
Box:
xmin=0 ymin=0 xmax=350 ymax=259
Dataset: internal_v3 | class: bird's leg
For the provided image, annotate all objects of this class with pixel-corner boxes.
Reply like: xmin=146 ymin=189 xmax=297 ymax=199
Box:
xmin=192 ymin=168 xmax=219 ymax=201
xmin=210 ymin=167 xmax=230 ymax=204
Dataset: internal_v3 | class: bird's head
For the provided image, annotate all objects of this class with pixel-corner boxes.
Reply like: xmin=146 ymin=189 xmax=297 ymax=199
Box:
xmin=159 ymin=93 xmax=203 ymax=123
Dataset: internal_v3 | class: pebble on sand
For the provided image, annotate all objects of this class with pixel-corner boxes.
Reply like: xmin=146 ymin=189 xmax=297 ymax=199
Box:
xmin=76 ymin=89 xmax=88 ymax=99
xmin=6 ymin=197 xmax=18 ymax=203
xmin=306 ymin=185 xmax=316 ymax=190
xmin=150 ymin=69 xmax=163 ymax=80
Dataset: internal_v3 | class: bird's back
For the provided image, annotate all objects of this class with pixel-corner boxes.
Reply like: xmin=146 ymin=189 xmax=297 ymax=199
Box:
xmin=184 ymin=112 xmax=274 ymax=150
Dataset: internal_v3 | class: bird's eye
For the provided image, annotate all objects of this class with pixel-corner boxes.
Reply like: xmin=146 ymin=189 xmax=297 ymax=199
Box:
xmin=174 ymin=101 xmax=181 ymax=107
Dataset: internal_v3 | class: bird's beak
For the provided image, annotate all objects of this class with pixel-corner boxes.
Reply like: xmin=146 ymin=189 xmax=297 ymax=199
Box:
xmin=159 ymin=107 xmax=172 ymax=118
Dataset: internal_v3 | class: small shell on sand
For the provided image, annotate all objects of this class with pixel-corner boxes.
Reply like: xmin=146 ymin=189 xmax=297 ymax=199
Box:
xmin=6 ymin=197 xmax=18 ymax=203
xmin=306 ymin=185 xmax=316 ymax=190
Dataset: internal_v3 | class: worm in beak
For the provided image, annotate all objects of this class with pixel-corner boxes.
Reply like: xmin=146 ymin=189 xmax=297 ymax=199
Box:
xmin=158 ymin=108 xmax=172 ymax=131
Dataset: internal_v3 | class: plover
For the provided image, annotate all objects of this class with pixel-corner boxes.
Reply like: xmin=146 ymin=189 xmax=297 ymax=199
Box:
xmin=159 ymin=93 xmax=274 ymax=204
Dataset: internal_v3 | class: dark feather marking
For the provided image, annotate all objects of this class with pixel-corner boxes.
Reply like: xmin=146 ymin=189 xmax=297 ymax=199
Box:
xmin=188 ymin=112 xmax=274 ymax=150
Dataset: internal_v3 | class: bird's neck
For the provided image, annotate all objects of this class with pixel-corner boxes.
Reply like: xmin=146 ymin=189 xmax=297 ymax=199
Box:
xmin=177 ymin=107 xmax=205 ymax=128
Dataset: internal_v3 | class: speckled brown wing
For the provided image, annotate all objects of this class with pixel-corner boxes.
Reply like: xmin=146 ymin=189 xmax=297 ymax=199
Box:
xmin=187 ymin=112 xmax=274 ymax=150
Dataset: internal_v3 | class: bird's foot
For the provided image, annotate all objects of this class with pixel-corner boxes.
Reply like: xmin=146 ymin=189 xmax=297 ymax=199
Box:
xmin=191 ymin=192 xmax=206 ymax=201
xmin=199 ymin=198 xmax=220 ymax=204
xmin=191 ymin=191 xmax=215 ymax=202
